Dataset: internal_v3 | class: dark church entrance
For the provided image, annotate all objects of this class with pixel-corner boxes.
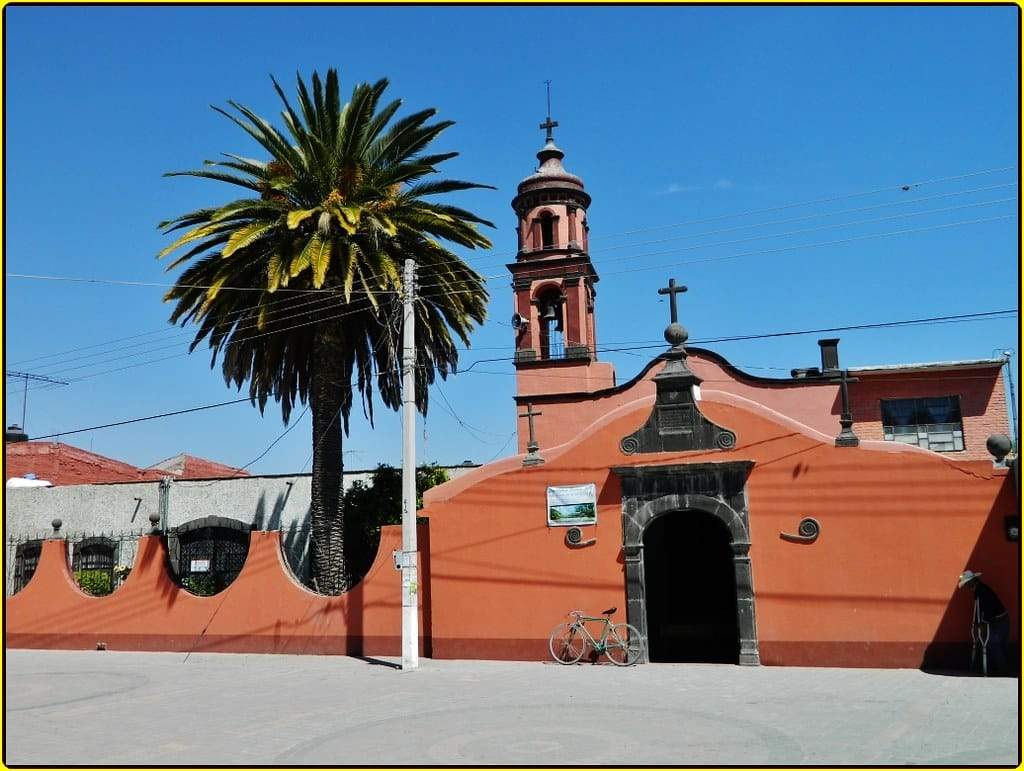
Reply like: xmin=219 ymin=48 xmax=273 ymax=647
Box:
xmin=643 ymin=511 xmax=740 ymax=663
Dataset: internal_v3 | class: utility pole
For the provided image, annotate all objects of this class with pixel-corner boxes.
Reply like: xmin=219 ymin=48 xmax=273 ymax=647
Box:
xmin=5 ymin=370 xmax=69 ymax=432
xmin=400 ymin=258 xmax=419 ymax=671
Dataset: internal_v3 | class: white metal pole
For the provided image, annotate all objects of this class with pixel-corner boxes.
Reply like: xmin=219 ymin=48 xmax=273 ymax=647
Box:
xmin=401 ymin=258 xmax=419 ymax=671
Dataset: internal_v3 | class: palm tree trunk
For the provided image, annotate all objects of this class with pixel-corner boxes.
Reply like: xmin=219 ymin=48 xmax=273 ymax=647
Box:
xmin=309 ymin=324 xmax=349 ymax=595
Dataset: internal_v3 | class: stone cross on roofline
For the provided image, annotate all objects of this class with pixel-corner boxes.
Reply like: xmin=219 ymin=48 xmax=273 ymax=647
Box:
xmin=519 ymin=402 xmax=545 ymax=466
xmin=658 ymin=278 xmax=687 ymax=325
xmin=657 ymin=278 xmax=690 ymax=355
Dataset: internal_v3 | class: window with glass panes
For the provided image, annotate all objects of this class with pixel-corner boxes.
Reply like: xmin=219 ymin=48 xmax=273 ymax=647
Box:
xmin=880 ymin=395 xmax=964 ymax=452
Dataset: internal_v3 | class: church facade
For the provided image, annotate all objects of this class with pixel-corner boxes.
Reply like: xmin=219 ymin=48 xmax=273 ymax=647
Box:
xmin=418 ymin=120 xmax=1018 ymax=668
xmin=5 ymin=118 xmax=1017 ymax=670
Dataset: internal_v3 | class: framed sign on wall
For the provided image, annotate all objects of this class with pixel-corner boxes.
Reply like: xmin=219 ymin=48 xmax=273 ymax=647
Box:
xmin=547 ymin=483 xmax=597 ymax=527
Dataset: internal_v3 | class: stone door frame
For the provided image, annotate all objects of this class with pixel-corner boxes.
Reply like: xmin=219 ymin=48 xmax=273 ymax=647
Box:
xmin=613 ymin=462 xmax=760 ymax=665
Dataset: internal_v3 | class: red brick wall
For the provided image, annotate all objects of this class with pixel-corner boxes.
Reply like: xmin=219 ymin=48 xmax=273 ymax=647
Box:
xmin=849 ymin=367 xmax=1008 ymax=460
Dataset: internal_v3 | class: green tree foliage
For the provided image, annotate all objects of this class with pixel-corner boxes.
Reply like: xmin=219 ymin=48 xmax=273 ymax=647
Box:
xmin=75 ymin=570 xmax=112 ymax=596
xmin=157 ymin=70 xmax=492 ymax=594
xmin=343 ymin=464 xmax=449 ymax=581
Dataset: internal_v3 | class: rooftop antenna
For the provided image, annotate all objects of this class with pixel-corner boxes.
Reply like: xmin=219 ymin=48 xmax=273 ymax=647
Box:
xmin=5 ymin=370 xmax=69 ymax=435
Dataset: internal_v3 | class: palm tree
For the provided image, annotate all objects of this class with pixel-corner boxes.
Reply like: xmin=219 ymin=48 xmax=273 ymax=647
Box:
xmin=158 ymin=70 xmax=493 ymax=594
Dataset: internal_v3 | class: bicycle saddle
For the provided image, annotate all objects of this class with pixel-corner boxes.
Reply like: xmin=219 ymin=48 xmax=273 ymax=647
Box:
xmin=602 ymin=607 xmax=617 ymax=615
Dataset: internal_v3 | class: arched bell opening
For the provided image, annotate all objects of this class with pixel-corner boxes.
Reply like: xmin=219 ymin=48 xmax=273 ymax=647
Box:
xmin=535 ymin=286 xmax=564 ymax=360
xmin=168 ymin=516 xmax=251 ymax=596
xmin=539 ymin=211 xmax=556 ymax=249
xmin=642 ymin=510 xmax=739 ymax=663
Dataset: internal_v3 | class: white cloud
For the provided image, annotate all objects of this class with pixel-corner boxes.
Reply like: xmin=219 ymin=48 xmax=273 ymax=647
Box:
xmin=657 ymin=182 xmax=702 ymax=195
xmin=657 ymin=179 xmax=738 ymax=195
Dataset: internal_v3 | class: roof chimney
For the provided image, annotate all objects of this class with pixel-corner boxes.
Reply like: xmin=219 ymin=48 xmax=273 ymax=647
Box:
xmin=818 ymin=339 xmax=841 ymax=375
xmin=5 ymin=424 xmax=28 ymax=443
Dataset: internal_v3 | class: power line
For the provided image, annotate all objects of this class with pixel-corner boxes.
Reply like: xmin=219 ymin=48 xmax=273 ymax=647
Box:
xmin=8 ymin=198 xmax=1016 ymax=387
xmin=428 ymin=189 xmax=1018 ymax=280
xmin=24 ymin=307 xmax=1015 ymax=440
xmin=592 ymin=164 xmax=1018 ymax=241
xmin=6 ymin=166 xmax=1017 ymax=310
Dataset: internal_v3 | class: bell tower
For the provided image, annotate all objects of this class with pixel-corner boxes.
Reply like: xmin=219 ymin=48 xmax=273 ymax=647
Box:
xmin=509 ymin=106 xmax=615 ymax=397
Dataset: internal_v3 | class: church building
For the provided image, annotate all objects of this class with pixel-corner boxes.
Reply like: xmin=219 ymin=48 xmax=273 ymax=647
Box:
xmin=6 ymin=115 xmax=1017 ymax=670
xmin=417 ymin=116 xmax=1018 ymax=668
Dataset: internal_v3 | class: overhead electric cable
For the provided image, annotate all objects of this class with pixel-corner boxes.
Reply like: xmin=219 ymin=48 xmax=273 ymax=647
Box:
xmin=593 ymin=164 xmax=1018 ymax=241
xmin=27 ymin=307 xmax=1015 ymax=439
xmin=7 ymin=165 xmax=1017 ymax=306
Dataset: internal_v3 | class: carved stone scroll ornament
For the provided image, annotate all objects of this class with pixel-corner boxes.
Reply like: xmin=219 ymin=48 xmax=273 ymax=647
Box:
xmin=779 ymin=517 xmax=821 ymax=544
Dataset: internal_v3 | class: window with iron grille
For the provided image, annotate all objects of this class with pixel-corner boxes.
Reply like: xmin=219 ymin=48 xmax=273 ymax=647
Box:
xmin=72 ymin=537 xmax=117 ymax=595
xmin=12 ymin=541 xmax=43 ymax=594
xmin=881 ymin=395 xmax=964 ymax=452
xmin=169 ymin=517 xmax=250 ymax=596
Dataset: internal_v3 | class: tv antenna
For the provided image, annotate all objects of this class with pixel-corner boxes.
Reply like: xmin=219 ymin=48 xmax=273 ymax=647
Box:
xmin=5 ymin=370 xmax=69 ymax=434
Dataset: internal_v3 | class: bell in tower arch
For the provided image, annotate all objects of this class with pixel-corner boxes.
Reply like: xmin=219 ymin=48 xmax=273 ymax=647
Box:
xmin=538 ymin=293 xmax=563 ymax=332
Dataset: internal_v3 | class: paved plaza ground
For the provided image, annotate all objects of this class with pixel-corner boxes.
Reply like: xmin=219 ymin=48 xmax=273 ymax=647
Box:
xmin=3 ymin=649 xmax=1019 ymax=766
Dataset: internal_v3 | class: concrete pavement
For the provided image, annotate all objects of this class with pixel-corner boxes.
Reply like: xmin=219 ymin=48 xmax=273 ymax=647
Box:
xmin=4 ymin=649 xmax=1019 ymax=765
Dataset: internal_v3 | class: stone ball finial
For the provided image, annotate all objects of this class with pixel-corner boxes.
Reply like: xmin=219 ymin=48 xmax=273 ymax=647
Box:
xmin=664 ymin=322 xmax=688 ymax=348
xmin=51 ymin=518 xmax=62 ymax=534
xmin=986 ymin=433 xmax=1012 ymax=463
xmin=148 ymin=512 xmax=161 ymax=532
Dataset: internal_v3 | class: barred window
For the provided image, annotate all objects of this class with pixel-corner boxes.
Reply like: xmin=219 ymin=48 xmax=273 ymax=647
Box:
xmin=168 ymin=517 xmax=250 ymax=596
xmin=881 ymin=395 xmax=964 ymax=452
xmin=12 ymin=541 xmax=43 ymax=594
xmin=72 ymin=537 xmax=117 ymax=596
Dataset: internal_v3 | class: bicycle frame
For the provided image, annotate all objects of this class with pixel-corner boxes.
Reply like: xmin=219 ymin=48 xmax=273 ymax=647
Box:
xmin=569 ymin=613 xmax=615 ymax=652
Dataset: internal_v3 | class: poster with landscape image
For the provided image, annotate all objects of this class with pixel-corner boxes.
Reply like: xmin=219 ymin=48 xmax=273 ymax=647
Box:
xmin=546 ymin=483 xmax=598 ymax=527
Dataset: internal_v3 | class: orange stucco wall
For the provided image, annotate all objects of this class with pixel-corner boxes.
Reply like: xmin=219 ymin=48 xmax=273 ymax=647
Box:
xmin=6 ymin=362 xmax=1016 ymax=669
xmin=432 ymin=370 xmax=1018 ymax=667
xmin=516 ymin=353 xmax=1009 ymax=462
xmin=516 ymin=351 xmax=839 ymax=454
xmin=5 ymin=526 xmax=430 ymax=656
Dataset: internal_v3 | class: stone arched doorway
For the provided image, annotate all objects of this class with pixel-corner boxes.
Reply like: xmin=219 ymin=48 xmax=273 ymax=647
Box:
xmin=643 ymin=509 xmax=740 ymax=662
xmin=613 ymin=462 xmax=760 ymax=665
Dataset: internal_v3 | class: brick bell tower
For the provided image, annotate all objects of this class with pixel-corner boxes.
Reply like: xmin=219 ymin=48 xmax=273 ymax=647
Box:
xmin=510 ymin=108 xmax=615 ymax=398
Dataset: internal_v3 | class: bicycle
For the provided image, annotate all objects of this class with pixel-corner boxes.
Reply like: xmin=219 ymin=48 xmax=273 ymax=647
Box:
xmin=549 ymin=607 xmax=643 ymax=666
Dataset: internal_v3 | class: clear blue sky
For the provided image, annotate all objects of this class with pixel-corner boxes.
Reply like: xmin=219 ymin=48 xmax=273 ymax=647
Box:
xmin=4 ymin=5 xmax=1019 ymax=473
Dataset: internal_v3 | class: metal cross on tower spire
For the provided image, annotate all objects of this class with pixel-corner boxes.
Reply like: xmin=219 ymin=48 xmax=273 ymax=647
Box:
xmin=539 ymin=80 xmax=558 ymax=142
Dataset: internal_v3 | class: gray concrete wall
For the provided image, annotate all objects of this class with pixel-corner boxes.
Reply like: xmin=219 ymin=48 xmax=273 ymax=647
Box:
xmin=5 ymin=466 xmax=478 ymax=595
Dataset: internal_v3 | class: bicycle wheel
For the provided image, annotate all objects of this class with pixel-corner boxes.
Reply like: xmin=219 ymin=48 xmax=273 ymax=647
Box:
xmin=605 ymin=623 xmax=643 ymax=666
xmin=549 ymin=622 xmax=585 ymax=664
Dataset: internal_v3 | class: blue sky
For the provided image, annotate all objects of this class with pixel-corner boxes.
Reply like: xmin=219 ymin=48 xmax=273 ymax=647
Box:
xmin=4 ymin=5 xmax=1019 ymax=473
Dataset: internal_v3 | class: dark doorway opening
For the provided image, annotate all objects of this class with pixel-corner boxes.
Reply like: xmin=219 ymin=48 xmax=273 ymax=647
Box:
xmin=643 ymin=510 xmax=739 ymax=663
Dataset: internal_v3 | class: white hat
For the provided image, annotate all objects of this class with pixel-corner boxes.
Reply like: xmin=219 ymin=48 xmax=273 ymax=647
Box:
xmin=957 ymin=570 xmax=982 ymax=589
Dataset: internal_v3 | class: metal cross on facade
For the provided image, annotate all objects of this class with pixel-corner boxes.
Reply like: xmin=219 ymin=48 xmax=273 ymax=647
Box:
xmin=519 ymin=402 xmax=545 ymax=466
xmin=657 ymin=278 xmax=688 ymax=324
xmin=539 ymin=80 xmax=558 ymax=142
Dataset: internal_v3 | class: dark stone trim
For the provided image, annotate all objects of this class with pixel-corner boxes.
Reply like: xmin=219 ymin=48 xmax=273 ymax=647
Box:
xmin=511 ymin=346 xmax=838 ymax=405
xmin=171 ymin=515 xmax=252 ymax=534
xmin=612 ymin=462 xmax=759 ymax=666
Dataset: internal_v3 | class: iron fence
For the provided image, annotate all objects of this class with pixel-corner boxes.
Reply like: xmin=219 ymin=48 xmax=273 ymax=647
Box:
xmin=6 ymin=529 xmax=148 ymax=597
